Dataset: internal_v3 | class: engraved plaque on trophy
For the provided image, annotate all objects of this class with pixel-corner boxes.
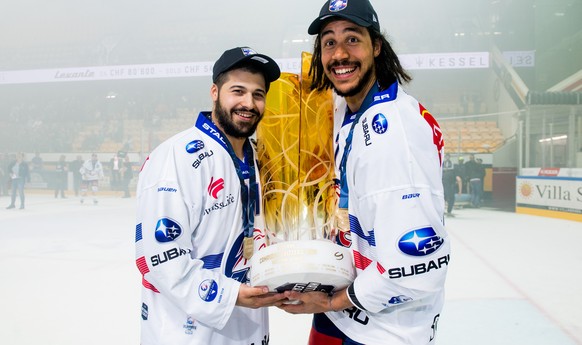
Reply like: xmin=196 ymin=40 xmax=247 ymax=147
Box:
xmin=250 ymin=53 xmax=355 ymax=294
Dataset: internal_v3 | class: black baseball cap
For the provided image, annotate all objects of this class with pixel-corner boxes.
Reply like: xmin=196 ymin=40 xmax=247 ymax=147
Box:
xmin=308 ymin=0 xmax=380 ymax=35
xmin=212 ymin=47 xmax=281 ymax=84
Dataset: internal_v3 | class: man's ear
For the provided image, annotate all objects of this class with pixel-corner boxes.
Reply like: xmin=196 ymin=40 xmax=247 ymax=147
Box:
xmin=373 ymin=38 xmax=381 ymax=58
xmin=210 ymin=83 xmax=219 ymax=102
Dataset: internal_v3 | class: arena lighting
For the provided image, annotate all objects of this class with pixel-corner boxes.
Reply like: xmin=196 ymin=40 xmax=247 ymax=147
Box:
xmin=539 ymin=135 xmax=567 ymax=143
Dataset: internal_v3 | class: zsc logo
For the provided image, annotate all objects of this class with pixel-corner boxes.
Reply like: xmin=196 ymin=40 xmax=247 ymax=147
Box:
xmin=186 ymin=140 xmax=205 ymax=154
xmin=387 ymin=295 xmax=413 ymax=305
xmin=330 ymin=0 xmax=348 ymax=12
xmin=372 ymin=113 xmax=388 ymax=134
xmin=397 ymin=227 xmax=444 ymax=256
xmin=198 ymin=279 xmax=219 ymax=302
xmin=154 ymin=218 xmax=182 ymax=243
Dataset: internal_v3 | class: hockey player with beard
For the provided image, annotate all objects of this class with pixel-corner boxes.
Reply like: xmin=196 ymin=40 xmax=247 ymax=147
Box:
xmin=135 ymin=47 xmax=287 ymax=345
xmin=279 ymin=1 xmax=451 ymax=344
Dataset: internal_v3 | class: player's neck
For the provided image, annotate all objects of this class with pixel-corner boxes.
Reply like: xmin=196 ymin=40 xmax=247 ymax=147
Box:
xmin=345 ymin=78 xmax=377 ymax=114
xmin=225 ymin=135 xmax=246 ymax=160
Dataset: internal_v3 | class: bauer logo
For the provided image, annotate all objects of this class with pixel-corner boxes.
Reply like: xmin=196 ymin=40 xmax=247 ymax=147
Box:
xmin=198 ymin=279 xmax=219 ymax=302
xmin=398 ymin=227 xmax=444 ymax=256
xmin=154 ymin=218 xmax=182 ymax=242
xmin=185 ymin=140 xmax=205 ymax=154
xmin=372 ymin=113 xmax=388 ymax=134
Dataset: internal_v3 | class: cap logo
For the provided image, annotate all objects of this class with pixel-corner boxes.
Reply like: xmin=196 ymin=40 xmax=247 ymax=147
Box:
xmin=241 ymin=47 xmax=257 ymax=56
xmin=329 ymin=0 xmax=348 ymax=12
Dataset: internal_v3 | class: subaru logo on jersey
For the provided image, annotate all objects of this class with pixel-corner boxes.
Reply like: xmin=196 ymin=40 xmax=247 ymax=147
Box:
xmin=330 ymin=0 xmax=348 ymax=12
xmin=198 ymin=279 xmax=219 ymax=302
xmin=372 ymin=113 xmax=388 ymax=134
xmin=398 ymin=227 xmax=444 ymax=256
xmin=154 ymin=218 xmax=182 ymax=243
xmin=185 ymin=140 xmax=205 ymax=154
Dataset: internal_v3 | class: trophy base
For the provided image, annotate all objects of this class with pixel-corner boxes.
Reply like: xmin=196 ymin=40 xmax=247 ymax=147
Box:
xmin=249 ymin=239 xmax=355 ymax=293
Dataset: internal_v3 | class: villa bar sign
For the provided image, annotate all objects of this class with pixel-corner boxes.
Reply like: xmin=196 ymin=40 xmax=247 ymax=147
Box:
xmin=516 ymin=176 xmax=582 ymax=214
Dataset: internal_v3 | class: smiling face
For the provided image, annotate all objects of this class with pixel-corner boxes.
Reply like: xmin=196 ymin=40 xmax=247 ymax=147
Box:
xmin=210 ymin=68 xmax=267 ymax=141
xmin=320 ymin=19 xmax=380 ymax=101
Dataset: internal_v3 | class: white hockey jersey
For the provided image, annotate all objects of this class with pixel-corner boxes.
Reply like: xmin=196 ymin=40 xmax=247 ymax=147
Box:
xmin=326 ymin=82 xmax=450 ymax=344
xmin=79 ymin=159 xmax=103 ymax=181
xmin=135 ymin=112 xmax=269 ymax=345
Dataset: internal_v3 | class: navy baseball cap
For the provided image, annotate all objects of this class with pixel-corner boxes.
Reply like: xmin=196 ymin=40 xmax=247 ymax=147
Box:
xmin=212 ymin=47 xmax=281 ymax=84
xmin=308 ymin=0 xmax=380 ymax=35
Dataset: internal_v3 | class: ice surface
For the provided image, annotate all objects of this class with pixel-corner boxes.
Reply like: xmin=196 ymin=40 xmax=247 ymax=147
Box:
xmin=1 ymin=194 xmax=580 ymax=344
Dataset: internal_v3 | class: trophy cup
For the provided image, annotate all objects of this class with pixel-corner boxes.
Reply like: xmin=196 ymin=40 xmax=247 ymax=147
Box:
xmin=250 ymin=53 xmax=355 ymax=294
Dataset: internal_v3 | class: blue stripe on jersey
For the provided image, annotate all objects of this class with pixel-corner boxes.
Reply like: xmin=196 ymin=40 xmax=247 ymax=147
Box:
xmin=135 ymin=223 xmax=142 ymax=242
xmin=349 ymin=214 xmax=376 ymax=247
xmin=195 ymin=112 xmax=229 ymax=150
xmin=201 ymin=253 xmax=224 ymax=269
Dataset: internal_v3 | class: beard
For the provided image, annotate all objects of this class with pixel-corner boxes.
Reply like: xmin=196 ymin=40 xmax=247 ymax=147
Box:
xmin=214 ymin=97 xmax=262 ymax=139
xmin=328 ymin=62 xmax=375 ymax=98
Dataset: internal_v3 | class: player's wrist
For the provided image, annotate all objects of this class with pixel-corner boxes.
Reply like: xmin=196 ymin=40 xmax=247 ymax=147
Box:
xmin=328 ymin=294 xmax=337 ymax=312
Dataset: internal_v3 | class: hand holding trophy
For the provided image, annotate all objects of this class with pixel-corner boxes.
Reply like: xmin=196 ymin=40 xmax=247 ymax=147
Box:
xmin=250 ymin=53 xmax=355 ymax=295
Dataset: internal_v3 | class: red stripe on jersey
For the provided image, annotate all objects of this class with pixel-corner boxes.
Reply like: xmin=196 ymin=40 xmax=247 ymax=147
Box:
xmin=140 ymin=156 xmax=149 ymax=172
xmin=353 ymin=250 xmax=373 ymax=270
xmin=377 ymin=262 xmax=386 ymax=274
xmin=308 ymin=327 xmax=343 ymax=345
xmin=142 ymin=277 xmax=159 ymax=293
xmin=419 ymin=104 xmax=444 ymax=165
xmin=136 ymin=256 xmax=150 ymax=275
xmin=136 ymin=256 xmax=159 ymax=292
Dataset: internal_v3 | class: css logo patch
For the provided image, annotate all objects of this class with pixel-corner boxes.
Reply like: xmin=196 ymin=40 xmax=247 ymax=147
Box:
xmin=198 ymin=279 xmax=219 ymax=302
xmin=154 ymin=218 xmax=182 ymax=242
xmin=186 ymin=140 xmax=205 ymax=154
xmin=372 ymin=113 xmax=388 ymax=134
xmin=398 ymin=227 xmax=444 ymax=256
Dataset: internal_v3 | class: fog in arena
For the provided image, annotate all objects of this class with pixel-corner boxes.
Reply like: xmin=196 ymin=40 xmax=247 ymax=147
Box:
xmin=1 ymin=1 xmax=581 ymax=344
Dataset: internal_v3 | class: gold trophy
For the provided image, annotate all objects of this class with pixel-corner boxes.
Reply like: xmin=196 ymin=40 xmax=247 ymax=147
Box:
xmin=250 ymin=53 xmax=355 ymax=293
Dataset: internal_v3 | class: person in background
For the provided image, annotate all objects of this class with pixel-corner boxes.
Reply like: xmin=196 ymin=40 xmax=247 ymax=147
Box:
xmin=465 ymin=155 xmax=485 ymax=208
xmin=120 ymin=154 xmax=133 ymax=198
xmin=0 ymin=153 xmax=6 ymax=197
xmin=79 ymin=153 xmax=104 ymax=205
xmin=442 ymin=153 xmax=458 ymax=217
xmin=135 ymin=46 xmax=287 ymax=345
xmin=6 ymin=152 xmax=30 ymax=210
xmin=476 ymin=158 xmax=486 ymax=206
xmin=31 ymin=151 xmax=43 ymax=173
xmin=109 ymin=153 xmax=122 ymax=190
xmin=278 ymin=1 xmax=450 ymax=344
xmin=69 ymin=155 xmax=84 ymax=197
xmin=54 ymin=154 xmax=68 ymax=199
xmin=454 ymin=156 xmax=466 ymax=195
